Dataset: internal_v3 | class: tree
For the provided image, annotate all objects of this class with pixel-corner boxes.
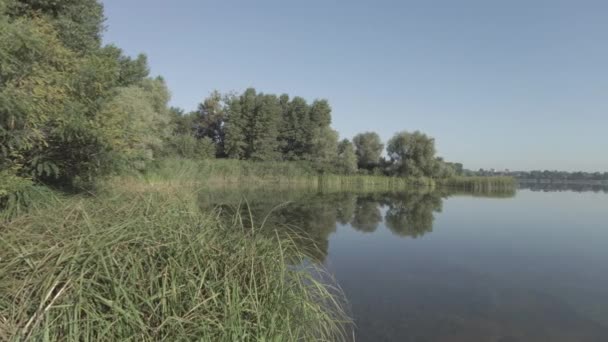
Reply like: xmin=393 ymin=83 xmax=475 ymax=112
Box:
xmin=167 ymin=135 xmax=215 ymax=160
xmin=168 ymin=107 xmax=197 ymax=135
xmin=223 ymin=88 xmax=281 ymax=161
xmin=99 ymin=45 xmax=150 ymax=87
xmin=278 ymin=96 xmax=308 ymax=160
xmin=249 ymin=93 xmax=281 ymax=160
xmin=431 ymin=157 xmax=456 ymax=179
xmin=195 ymin=91 xmax=226 ymax=156
xmin=7 ymin=0 xmax=105 ymax=54
xmin=97 ymin=77 xmax=172 ymax=168
xmin=307 ymin=127 xmax=338 ymax=171
xmin=353 ymin=132 xmax=384 ymax=170
xmin=386 ymin=131 xmax=437 ymax=177
xmin=447 ymin=162 xmax=463 ymax=176
xmin=335 ymin=139 xmax=357 ymax=174
xmin=223 ymin=94 xmax=246 ymax=159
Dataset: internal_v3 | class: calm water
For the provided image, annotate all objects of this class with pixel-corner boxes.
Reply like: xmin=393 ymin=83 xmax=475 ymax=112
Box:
xmin=201 ymin=186 xmax=608 ymax=341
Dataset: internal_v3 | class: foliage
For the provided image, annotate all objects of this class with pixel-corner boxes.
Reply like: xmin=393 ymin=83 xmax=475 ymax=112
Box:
xmin=335 ymin=139 xmax=358 ymax=174
xmin=431 ymin=157 xmax=456 ymax=179
xmin=97 ymin=77 xmax=172 ymax=168
xmin=353 ymin=132 xmax=384 ymax=169
xmin=386 ymin=131 xmax=437 ymax=177
xmin=165 ymin=135 xmax=215 ymax=160
xmin=7 ymin=0 xmax=105 ymax=53
xmin=1 ymin=0 xmax=172 ymax=189
xmin=509 ymin=170 xmax=608 ymax=182
xmin=193 ymin=90 xmax=226 ymax=156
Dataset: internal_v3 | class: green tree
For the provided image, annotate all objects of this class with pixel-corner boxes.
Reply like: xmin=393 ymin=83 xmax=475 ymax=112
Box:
xmin=168 ymin=107 xmax=196 ymax=135
xmin=249 ymin=93 xmax=281 ymax=161
xmin=278 ymin=95 xmax=304 ymax=159
xmin=7 ymin=0 xmax=105 ymax=54
xmin=306 ymin=127 xmax=338 ymax=171
xmin=386 ymin=131 xmax=437 ymax=177
xmin=223 ymin=88 xmax=281 ymax=161
xmin=167 ymin=135 xmax=215 ymax=160
xmin=335 ymin=139 xmax=358 ymax=174
xmin=97 ymin=77 xmax=172 ymax=168
xmin=353 ymin=132 xmax=384 ymax=169
xmin=0 ymin=12 xmax=88 ymax=183
xmin=99 ymin=45 xmax=150 ymax=87
xmin=223 ymin=94 xmax=246 ymax=159
xmin=195 ymin=91 xmax=226 ymax=156
xmin=431 ymin=157 xmax=456 ymax=179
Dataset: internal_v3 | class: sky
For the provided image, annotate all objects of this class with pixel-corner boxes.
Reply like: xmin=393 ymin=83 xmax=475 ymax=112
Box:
xmin=101 ymin=0 xmax=608 ymax=172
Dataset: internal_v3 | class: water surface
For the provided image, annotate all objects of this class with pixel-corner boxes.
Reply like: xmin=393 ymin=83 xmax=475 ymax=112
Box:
xmin=201 ymin=187 xmax=608 ymax=341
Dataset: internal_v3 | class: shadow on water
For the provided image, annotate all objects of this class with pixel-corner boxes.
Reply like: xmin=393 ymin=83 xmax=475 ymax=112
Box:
xmin=197 ymin=188 xmax=608 ymax=341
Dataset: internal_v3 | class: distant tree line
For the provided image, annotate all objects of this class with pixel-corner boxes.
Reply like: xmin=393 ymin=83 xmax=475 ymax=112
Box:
xmin=168 ymin=90 xmax=462 ymax=178
xmin=513 ymin=170 xmax=608 ymax=181
xmin=472 ymin=169 xmax=608 ymax=181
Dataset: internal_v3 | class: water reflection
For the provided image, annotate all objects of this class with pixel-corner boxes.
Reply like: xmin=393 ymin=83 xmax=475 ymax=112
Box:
xmin=385 ymin=192 xmax=443 ymax=238
xmin=198 ymin=188 xmax=608 ymax=341
xmin=198 ymin=189 xmax=512 ymax=262
xmin=351 ymin=196 xmax=382 ymax=233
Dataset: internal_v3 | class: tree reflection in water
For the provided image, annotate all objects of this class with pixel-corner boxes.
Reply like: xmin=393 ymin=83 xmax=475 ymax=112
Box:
xmin=197 ymin=189 xmax=513 ymax=262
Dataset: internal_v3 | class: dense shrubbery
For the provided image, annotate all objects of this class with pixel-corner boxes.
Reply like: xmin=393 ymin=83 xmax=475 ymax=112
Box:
xmin=0 ymin=0 xmax=171 ymax=190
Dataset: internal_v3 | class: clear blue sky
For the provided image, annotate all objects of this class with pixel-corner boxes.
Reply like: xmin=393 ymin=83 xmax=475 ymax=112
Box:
xmin=102 ymin=0 xmax=608 ymax=172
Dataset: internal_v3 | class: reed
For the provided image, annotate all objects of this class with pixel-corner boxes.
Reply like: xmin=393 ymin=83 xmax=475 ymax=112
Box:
xmin=437 ymin=176 xmax=517 ymax=192
xmin=0 ymin=182 xmax=351 ymax=341
xmin=140 ymin=158 xmax=434 ymax=192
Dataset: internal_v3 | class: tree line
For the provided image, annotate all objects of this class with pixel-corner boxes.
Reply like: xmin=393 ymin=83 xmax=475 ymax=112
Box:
xmin=1 ymin=0 xmax=462 ymax=200
xmin=513 ymin=170 xmax=608 ymax=181
xmin=472 ymin=169 xmax=608 ymax=181
xmin=168 ymin=89 xmax=462 ymax=178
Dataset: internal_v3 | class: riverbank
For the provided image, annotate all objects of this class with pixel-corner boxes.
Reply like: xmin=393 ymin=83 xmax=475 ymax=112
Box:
xmin=0 ymin=178 xmax=350 ymax=341
xmin=139 ymin=158 xmax=435 ymax=191
xmin=0 ymin=159 xmax=516 ymax=340
xmin=137 ymin=158 xmax=515 ymax=193
xmin=2 ymin=158 xmax=516 ymax=220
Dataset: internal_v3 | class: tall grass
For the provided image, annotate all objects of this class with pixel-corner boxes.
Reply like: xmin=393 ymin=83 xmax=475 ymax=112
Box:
xmin=0 ymin=171 xmax=62 ymax=222
xmin=437 ymin=176 xmax=516 ymax=192
xmin=139 ymin=158 xmax=434 ymax=192
xmin=0 ymin=183 xmax=351 ymax=341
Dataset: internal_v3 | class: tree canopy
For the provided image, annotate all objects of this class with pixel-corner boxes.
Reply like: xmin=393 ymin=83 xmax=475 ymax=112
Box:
xmin=353 ymin=132 xmax=384 ymax=170
xmin=386 ymin=131 xmax=437 ymax=177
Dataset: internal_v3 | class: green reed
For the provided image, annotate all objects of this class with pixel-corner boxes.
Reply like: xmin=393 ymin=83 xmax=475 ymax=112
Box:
xmin=0 ymin=183 xmax=351 ymax=341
